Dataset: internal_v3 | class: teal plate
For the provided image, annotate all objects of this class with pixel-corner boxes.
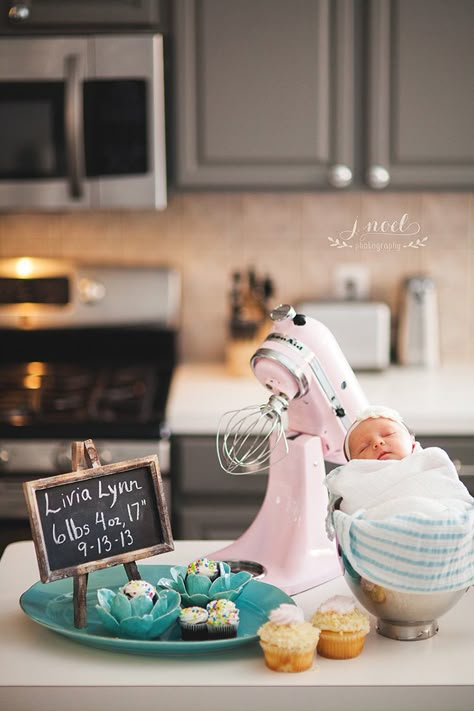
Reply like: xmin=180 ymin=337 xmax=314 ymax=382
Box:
xmin=20 ymin=564 xmax=294 ymax=656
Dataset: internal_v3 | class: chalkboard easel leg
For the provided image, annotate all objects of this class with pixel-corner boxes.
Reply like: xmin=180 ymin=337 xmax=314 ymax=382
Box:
xmin=73 ymin=573 xmax=89 ymax=628
xmin=124 ymin=562 xmax=141 ymax=581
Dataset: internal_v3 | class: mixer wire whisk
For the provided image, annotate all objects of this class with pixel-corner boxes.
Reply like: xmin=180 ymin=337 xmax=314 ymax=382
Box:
xmin=217 ymin=393 xmax=289 ymax=474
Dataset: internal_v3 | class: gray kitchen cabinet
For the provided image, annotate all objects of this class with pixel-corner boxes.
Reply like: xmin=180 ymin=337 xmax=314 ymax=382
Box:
xmin=176 ymin=502 xmax=263 ymax=540
xmin=171 ymin=435 xmax=267 ymax=540
xmin=172 ymin=0 xmax=355 ymax=190
xmin=172 ymin=0 xmax=474 ymax=191
xmin=367 ymin=0 xmax=474 ymax=189
xmin=418 ymin=436 xmax=474 ymax=496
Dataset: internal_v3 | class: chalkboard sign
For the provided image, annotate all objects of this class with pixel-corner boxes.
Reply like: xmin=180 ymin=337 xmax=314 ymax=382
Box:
xmin=23 ymin=447 xmax=173 ymax=584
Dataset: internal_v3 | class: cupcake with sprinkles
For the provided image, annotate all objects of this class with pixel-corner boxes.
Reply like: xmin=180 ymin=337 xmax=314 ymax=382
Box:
xmin=119 ymin=579 xmax=157 ymax=603
xmin=186 ymin=558 xmax=220 ymax=581
xmin=206 ymin=599 xmax=240 ymax=639
xmin=179 ymin=606 xmax=209 ymax=641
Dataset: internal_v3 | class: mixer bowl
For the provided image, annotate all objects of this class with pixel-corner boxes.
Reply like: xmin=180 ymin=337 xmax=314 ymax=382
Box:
xmin=339 ymin=548 xmax=468 ymax=641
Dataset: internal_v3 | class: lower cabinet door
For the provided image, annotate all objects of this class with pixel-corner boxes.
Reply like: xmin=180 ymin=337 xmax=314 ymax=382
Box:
xmin=176 ymin=503 xmax=263 ymax=541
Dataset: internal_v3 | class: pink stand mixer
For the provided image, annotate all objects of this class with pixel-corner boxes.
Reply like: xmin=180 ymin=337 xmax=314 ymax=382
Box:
xmin=211 ymin=304 xmax=368 ymax=595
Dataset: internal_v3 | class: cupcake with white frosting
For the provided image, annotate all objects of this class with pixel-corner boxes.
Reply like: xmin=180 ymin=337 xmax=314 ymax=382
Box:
xmin=119 ymin=579 xmax=157 ymax=602
xmin=311 ymin=595 xmax=370 ymax=659
xmin=206 ymin=599 xmax=240 ymax=639
xmin=257 ymin=603 xmax=320 ymax=673
xmin=186 ymin=558 xmax=220 ymax=581
xmin=178 ymin=606 xmax=209 ymax=641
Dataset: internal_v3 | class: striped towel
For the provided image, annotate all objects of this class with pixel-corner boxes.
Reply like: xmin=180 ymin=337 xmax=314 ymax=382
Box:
xmin=327 ymin=448 xmax=474 ymax=592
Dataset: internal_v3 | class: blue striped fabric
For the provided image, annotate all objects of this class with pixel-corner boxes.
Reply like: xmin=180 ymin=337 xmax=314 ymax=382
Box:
xmin=333 ymin=507 xmax=474 ymax=592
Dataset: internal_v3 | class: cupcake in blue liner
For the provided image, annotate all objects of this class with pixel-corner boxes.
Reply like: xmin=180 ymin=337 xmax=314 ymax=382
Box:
xmin=206 ymin=599 xmax=240 ymax=639
xmin=179 ymin=606 xmax=209 ymax=641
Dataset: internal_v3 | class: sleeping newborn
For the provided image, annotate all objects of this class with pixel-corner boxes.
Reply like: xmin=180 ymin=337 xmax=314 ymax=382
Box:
xmin=327 ymin=406 xmax=473 ymax=522
xmin=329 ymin=405 xmax=473 ymax=518
xmin=325 ymin=406 xmax=474 ymax=593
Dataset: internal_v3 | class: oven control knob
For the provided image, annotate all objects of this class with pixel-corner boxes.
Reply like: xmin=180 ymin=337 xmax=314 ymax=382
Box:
xmin=78 ymin=278 xmax=106 ymax=305
xmin=0 ymin=449 xmax=9 ymax=466
xmin=8 ymin=4 xmax=31 ymax=22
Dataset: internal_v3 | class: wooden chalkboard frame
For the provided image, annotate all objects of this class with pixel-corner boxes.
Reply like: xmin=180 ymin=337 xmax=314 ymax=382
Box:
xmin=23 ymin=445 xmax=174 ymax=585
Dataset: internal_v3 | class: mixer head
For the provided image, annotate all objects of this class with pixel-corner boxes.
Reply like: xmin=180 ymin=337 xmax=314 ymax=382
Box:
xmin=217 ymin=393 xmax=289 ymax=474
xmin=217 ymin=304 xmax=369 ymax=474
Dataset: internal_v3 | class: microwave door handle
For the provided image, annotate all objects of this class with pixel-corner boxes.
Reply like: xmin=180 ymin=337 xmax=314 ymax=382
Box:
xmin=64 ymin=54 xmax=85 ymax=200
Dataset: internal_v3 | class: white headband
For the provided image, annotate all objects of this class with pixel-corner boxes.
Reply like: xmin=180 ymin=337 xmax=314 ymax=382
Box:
xmin=343 ymin=406 xmax=407 ymax=460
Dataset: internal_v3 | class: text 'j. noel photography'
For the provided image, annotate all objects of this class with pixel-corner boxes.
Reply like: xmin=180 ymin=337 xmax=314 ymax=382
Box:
xmin=328 ymin=213 xmax=429 ymax=252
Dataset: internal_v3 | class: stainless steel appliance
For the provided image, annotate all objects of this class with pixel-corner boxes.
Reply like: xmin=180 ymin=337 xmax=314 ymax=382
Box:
xmin=397 ymin=276 xmax=440 ymax=367
xmin=0 ymin=259 xmax=180 ymax=553
xmin=0 ymin=34 xmax=166 ymax=210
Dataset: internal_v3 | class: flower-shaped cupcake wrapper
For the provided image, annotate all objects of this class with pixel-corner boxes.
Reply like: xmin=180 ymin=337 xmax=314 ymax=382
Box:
xmin=157 ymin=564 xmax=252 ymax=608
xmin=96 ymin=587 xmax=181 ymax=640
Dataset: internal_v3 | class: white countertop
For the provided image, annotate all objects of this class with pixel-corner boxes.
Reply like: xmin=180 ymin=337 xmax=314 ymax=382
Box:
xmin=1 ymin=540 xmax=473 ymax=711
xmin=167 ymin=363 xmax=474 ymax=436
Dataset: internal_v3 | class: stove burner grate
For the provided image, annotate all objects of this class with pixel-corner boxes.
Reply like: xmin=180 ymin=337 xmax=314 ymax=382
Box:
xmin=0 ymin=363 xmax=159 ymax=426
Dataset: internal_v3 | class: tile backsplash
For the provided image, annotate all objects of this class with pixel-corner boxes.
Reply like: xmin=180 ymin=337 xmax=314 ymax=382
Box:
xmin=0 ymin=191 xmax=472 ymax=364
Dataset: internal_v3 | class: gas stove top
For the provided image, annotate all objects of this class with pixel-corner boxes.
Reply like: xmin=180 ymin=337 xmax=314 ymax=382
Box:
xmin=0 ymin=361 xmax=166 ymax=434
xmin=0 ymin=262 xmax=180 ymax=441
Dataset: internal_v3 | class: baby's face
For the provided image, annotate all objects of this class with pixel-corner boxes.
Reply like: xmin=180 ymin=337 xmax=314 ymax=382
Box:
xmin=348 ymin=417 xmax=414 ymax=460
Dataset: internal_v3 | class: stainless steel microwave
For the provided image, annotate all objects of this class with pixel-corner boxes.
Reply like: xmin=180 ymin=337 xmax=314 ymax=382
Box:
xmin=0 ymin=34 xmax=167 ymax=210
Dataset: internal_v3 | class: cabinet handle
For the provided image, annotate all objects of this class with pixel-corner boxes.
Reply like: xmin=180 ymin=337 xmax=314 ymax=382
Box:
xmin=64 ymin=54 xmax=85 ymax=200
xmin=8 ymin=2 xmax=30 ymax=22
xmin=367 ymin=165 xmax=390 ymax=189
xmin=328 ymin=164 xmax=353 ymax=189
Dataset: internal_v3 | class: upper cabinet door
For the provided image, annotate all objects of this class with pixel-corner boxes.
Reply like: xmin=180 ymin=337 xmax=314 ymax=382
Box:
xmin=367 ymin=0 xmax=474 ymax=190
xmin=173 ymin=0 xmax=355 ymax=189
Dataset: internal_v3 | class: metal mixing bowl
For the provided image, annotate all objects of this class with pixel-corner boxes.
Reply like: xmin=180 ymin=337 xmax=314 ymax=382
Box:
xmin=338 ymin=548 xmax=468 ymax=641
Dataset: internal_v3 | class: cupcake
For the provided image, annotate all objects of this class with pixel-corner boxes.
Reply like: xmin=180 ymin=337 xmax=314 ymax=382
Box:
xmin=119 ymin=579 xmax=157 ymax=602
xmin=179 ymin=606 xmax=209 ymax=641
xmin=257 ymin=603 xmax=320 ymax=673
xmin=311 ymin=595 xmax=370 ymax=659
xmin=206 ymin=599 xmax=240 ymax=639
xmin=186 ymin=558 xmax=220 ymax=581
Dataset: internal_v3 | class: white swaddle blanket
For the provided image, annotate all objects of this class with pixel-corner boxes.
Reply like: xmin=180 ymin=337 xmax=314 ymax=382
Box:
xmin=326 ymin=448 xmax=474 ymax=592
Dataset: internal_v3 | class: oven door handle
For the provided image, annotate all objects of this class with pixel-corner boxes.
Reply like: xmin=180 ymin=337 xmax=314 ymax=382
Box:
xmin=64 ymin=54 xmax=85 ymax=200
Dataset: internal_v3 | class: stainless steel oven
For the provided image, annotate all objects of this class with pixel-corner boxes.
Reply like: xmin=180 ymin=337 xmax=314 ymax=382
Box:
xmin=0 ymin=33 xmax=166 ymax=210
xmin=0 ymin=259 xmax=180 ymax=553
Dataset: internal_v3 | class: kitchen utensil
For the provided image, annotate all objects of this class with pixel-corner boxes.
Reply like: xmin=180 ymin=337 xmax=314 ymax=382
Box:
xmin=341 ymin=556 xmax=467 ymax=641
xmin=217 ymin=393 xmax=289 ymax=474
xmin=226 ymin=269 xmax=274 ymax=377
xmin=397 ymin=276 xmax=440 ymax=366
xmin=211 ymin=304 xmax=369 ymax=594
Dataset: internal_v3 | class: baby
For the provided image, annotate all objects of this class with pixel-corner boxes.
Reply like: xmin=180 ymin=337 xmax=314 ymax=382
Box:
xmin=327 ymin=405 xmax=473 ymax=520
xmin=326 ymin=406 xmax=474 ymax=593
xmin=343 ymin=405 xmax=417 ymax=461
